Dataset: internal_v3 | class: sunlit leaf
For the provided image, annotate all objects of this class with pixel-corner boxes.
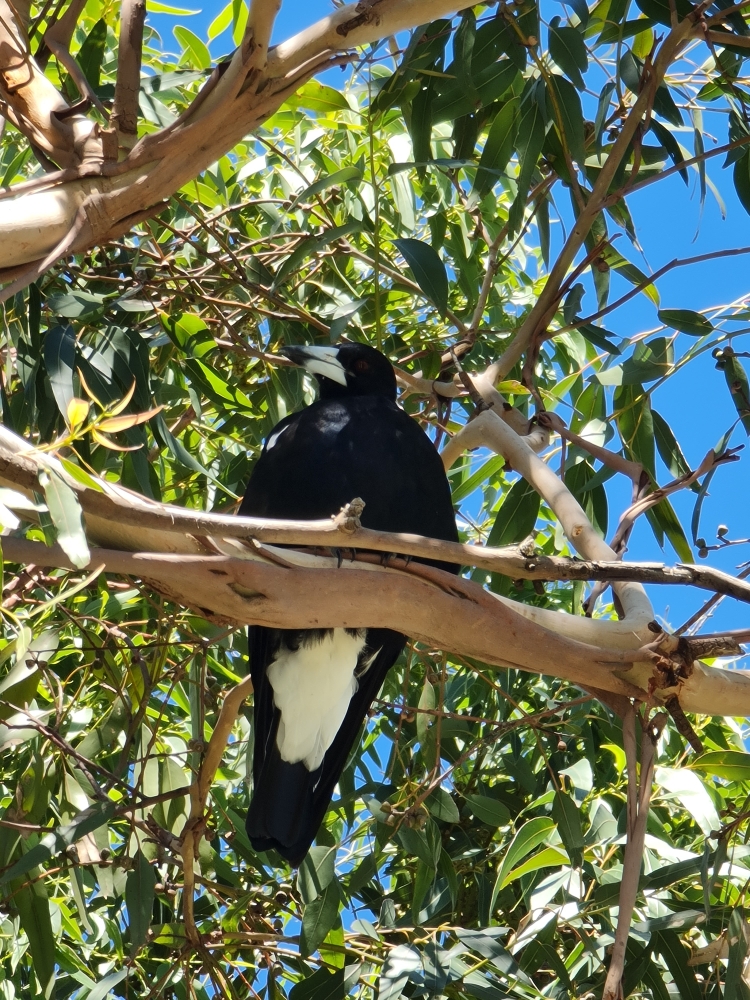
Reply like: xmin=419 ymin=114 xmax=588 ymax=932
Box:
xmin=37 ymin=467 xmax=90 ymax=568
xmin=393 ymin=238 xmax=449 ymax=315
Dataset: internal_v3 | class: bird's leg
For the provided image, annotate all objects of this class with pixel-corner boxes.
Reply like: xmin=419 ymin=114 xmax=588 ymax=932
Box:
xmin=331 ymin=547 xmax=345 ymax=568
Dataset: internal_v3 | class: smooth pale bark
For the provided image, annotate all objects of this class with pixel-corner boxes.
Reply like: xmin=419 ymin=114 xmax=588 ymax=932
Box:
xmin=0 ymin=426 xmax=748 ymax=717
xmin=0 ymin=0 xmax=479 ymax=271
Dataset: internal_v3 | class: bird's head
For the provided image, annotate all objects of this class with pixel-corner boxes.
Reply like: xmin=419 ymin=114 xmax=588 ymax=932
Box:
xmin=280 ymin=343 xmax=397 ymax=400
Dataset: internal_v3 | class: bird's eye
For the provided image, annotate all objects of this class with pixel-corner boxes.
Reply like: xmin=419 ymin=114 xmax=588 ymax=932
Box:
xmin=353 ymin=360 xmax=369 ymax=372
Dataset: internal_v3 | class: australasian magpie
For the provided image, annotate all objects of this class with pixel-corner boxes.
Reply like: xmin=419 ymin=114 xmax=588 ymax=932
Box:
xmin=240 ymin=342 xmax=459 ymax=865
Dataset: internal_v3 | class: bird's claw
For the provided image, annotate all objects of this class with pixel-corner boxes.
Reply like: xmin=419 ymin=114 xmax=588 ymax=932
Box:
xmin=331 ymin=547 xmax=357 ymax=567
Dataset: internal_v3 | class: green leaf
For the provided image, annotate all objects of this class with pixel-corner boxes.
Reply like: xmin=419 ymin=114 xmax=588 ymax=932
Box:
xmin=378 ymin=945 xmax=421 ymax=1000
xmin=566 ymin=0 xmax=590 ymax=27
xmin=298 ymin=845 xmax=337 ymax=904
xmin=0 ymin=801 xmax=115 ymax=885
xmin=733 ymin=152 xmax=750 ymax=215
xmin=301 ymin=880 xmax=340 ymax=956
xmin=393 ymin=238 xmax=449 ymax=315
xmin=547 ymin=73 xmax=586 ymax=165
xmin=716 ymin=350 xmax=750 ymax=434
xmin=37 ymin=467 xmax=90 ymax=569
xmin=426 ymin=787 xmax=460 ymax=823
xmin=14 ymin=876 xmax=55 ymax=997
xmin=287 ymin=81 xmax=350 ymax=113
xmin=614 ymin=383 xmax=655 ymax=477
xmin=147 ymin=1 xmax=199 ymax=11
xmin=551 ymin=790 xmax=584 ymax=861
xmin=454 ymin=10 xmax=479 ymax=105
xmin=577 ymin=324 xmax=622 ymax=355
xmin=162 ymin=311 xmax=215 ymax=358
xmin=600 ymin=246 xmax=659 ymax=304
xmin=173 ymin=26 xmax=211 ymax=69
xmin=652 ymin=931 xmax=702 ymax=1000
xmin=597 ymin=336 xmax=673 ymax=385
xmin=289 ymin=167 xmax=363 ymax=211
xmin=691 ymin=751 xmax=750 ymax=781
xmin=78 ymin=18 xmax=108 ymax=90
xmin=465 ymin=794 xmax=511 ymax=827
xmin=231 ymin=0 xmax=248 ymax=44
xmin=472 ymin=99 xmax=518 ymax=200
xmin=501 ymin=845 xmax=570 ymax=885
xmin=725 ymin=909 xmax=750 ymax=1000
xmin=433 ymin=61 xmax=518 ymax=122
xmin=46 ymin=288 xmax=107 ymax=317
xmin=493 ymin=817 xmax=556 ymax=897
xmin=647 ymin=496 xmax=693 ymax=562
xmin=634 ymin=0 xmax=694 ymax=26
xmin=207 ymin=1 xmax=233 ymax=38
xmin=126 ymin=849 xmax=157 ymax=951
xmin=44 ymin=324 xmax=77 ymax=420
xmin=412 ymin=858 xmax=435 ymax=920
xmin=650 ymin=119 xmax=688 ymax=184
xmin=398 ymin=826 xmax=436 ymax=868
xmin=508 ymin=84 xmax=546 ymax=234
xmin=549 ymin=19 xmax=588 ymax=89
xmin=85 ymin=969 xmax=128 ymax=1000
xmin=487 ymin=478 xmax=540 ymax=546
xmin=652 ymin=410 xmax=692 ymax=480
xmin=290 ymin=968 xmax=346 ymax=1000
xmin=451 ymin=454 xmax=505 ymax=503
xmin=658 ymin=308 xmax=713 ymax=337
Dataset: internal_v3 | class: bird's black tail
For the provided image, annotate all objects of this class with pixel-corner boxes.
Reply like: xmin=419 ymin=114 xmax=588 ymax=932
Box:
xmin=246 ymin=626 xmax=404 ymax=866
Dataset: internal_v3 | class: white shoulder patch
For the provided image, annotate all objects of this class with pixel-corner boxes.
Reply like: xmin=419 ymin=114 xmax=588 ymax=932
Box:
xmin=265 ymin=425 xmax=288 ymax=451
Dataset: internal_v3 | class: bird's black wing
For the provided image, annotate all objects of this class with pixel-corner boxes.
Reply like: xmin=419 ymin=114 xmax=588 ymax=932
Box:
xmin=240 ymin=396 xmax=459 ymax=560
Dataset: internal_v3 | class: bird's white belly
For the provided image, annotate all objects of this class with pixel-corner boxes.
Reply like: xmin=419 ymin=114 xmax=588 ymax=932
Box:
xmin=267 ymin=629 xmax=366 ymax=770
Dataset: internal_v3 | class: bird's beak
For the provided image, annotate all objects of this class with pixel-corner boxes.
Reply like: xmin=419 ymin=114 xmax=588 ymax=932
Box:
xmin=280 ymin=345 xmax=347 ymax=386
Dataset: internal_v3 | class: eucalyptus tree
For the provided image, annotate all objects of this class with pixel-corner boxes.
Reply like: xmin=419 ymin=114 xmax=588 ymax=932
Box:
xmin=0 ymin=0 xmax=749 ymax=998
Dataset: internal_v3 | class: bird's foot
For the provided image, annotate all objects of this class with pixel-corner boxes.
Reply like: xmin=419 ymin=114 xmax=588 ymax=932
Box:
xmin=380 ymin=551 xmax=400 ymax=567
xmin=330 ymin=547 xmax=357 ymax=568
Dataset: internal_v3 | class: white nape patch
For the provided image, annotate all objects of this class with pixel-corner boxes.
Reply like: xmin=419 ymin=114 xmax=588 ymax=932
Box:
xmin=268 ymin=629 xmax=367 ymax=770
xmin=265 ymin=425 xmax=288 ymax=451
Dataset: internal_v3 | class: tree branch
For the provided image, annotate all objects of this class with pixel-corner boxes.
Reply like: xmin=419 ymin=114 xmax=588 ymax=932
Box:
xmin=603 ymin=709 xmax=666 ymax=1000
xmin=0 ymin=0 xmax=478 ymax=277
xmin=0 ymin=0 xmax=96 ymax=167
xmin=440 ymin=408 xmax=654 ymax=622
xmin=43 ymin=0 xmax=109 ymax=120
xmin=4 ymin=536 xmax=750 ymax=717
xmin=110 ymin=0 xmax=146 ymax=145
xmin=180 ymin=672 xmax=253 ymax=943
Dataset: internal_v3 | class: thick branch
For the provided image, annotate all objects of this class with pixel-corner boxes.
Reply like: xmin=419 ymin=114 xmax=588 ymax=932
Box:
xmin=110 ymin=0 xmax=146 ymax=143
xmin=4 ymin=536 xmax=750 ymax=717
xmin=0 ymin=0 xmax=476 ymax=275
xmin=441 ymin=408 xmax=654 ymax=623
xmin=0 ymin=0 xmax=96 ymax=167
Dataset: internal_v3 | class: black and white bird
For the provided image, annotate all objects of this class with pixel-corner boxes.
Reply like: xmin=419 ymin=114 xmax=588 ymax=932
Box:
xmin=240 ymin=342 xmax=458 ymax=865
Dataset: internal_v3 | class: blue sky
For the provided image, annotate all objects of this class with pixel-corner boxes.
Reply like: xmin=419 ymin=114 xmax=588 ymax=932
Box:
xmin=146 ymin=0 xmax=750 ymax=645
